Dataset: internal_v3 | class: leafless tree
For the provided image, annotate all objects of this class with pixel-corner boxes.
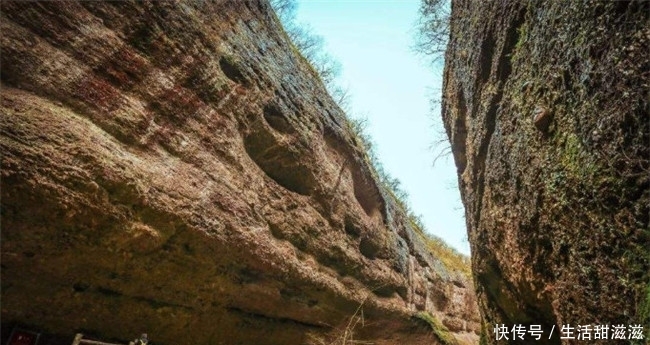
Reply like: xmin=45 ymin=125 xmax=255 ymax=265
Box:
xmin=270 ymin=0 xmax=341 ymax=86
xmin=287 ymin=24 xmax=324 ymax=61
xmin=270 ymin=0 xmax=296 ymax=22
xmin=329 ymin=84 xmax=351 ymax=113
xmin=413 ymin=0 xmax=450 ymax=63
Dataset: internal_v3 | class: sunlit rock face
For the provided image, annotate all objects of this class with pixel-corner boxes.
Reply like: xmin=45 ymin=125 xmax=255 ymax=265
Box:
xmin=0 ymin=1 xmax=479 ymax=344
xmin=443 ymin=0 xmax=649 ymax=343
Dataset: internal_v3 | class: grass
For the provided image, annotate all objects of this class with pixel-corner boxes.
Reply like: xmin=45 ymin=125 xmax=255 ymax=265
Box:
xmin=414 ymin=312 xmax=458 ymax=345
xmin=420 ymin=231 xmax=471 ymax=277
xmin=406 ymin=211 xmax=470 ymax=277
xmin=634 ymin=280 xmax=650 ymax=344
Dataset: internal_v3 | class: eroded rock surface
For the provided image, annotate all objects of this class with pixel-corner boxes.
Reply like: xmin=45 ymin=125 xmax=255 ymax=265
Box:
xmin=443 ymin=0 xmax=649 ymax=343
xmin=0 ymin=1 xmax=479 ymax=344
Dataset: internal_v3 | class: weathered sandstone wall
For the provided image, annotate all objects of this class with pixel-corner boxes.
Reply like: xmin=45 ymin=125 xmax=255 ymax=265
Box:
xmin=442 ymin=1 xmax=648 ymax=343
xmin=1 ymin=1 xmax=479 ymax=344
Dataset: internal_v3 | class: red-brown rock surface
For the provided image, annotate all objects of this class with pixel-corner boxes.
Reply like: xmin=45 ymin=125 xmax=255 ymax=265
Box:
xmin=442 ymin=0 xmax=649 ymax=343
xmin=0 ymin=1 xmax=479 ymax=344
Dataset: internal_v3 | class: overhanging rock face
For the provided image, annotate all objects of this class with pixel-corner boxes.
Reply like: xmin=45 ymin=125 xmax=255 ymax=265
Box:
xmin=443 ymin=0 xmax=649 ymax=343
xmin=1 ymin=1 xmax=479 ymax=344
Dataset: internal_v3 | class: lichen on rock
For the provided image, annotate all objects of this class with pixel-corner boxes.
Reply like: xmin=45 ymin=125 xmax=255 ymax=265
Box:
xmin=442 ymin=0 xmax=649 ymax=343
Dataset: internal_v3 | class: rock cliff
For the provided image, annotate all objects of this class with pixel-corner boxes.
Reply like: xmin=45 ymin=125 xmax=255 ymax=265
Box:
xmin=442 ymin=0 xmax=649 ymax=343
xmin=0 ymin=1 xmax=479 ymax=344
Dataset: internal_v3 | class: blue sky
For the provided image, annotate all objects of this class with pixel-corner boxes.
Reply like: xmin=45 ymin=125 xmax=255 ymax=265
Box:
xmin=293 ymin=0 xmax=470 ymax=255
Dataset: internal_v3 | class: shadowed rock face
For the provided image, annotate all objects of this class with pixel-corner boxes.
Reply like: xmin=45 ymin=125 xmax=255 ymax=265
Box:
xmin=0 ymin=1 xmax=479 ymax=344
xmin=443 ymin=0 xmax=649 ymax=343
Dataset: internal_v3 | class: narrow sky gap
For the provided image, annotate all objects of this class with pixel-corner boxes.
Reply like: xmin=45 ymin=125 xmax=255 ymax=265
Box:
xmin=294 ymin=0 xmax=470 ymax=255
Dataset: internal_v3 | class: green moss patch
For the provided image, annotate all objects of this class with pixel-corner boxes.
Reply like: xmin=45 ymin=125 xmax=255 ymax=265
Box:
xmin=414 ymin=312 xmax=458 ymax=345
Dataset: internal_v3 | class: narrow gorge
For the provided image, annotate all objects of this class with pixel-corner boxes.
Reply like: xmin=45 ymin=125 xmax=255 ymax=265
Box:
xmin=1 ymin=1 xmax=648 ymax=345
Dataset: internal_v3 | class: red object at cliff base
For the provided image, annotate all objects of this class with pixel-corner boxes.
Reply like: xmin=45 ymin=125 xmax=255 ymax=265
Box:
xmin=6 ymin=328 xmax=40 ymax=345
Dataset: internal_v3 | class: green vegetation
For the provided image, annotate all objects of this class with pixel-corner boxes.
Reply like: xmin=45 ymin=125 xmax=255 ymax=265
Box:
xmin=419 ymin=228 xmax=471 ymax=276
xmin=415 ymin=312 xmax=458 ymax=345
xmin=558 ymin=134 xmax=600 ymax=183
xmin=507 ymin=0 xmax=649 ymax=329
xmin=270 ymin=0 xmax=471 ymax=276
xmin=632 ymin=283 xmax=650 ymax=344
xmin=641 ymin=283 xmax=650 ymax=341
xmin=514 ymin=22 xmax=528 ymax=53
xmin=479 ymin=330 xmax=489 ymax=345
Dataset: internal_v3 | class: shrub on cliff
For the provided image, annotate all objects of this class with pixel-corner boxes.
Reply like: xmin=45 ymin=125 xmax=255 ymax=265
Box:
xmin=270 ymin=0 xmax=341 ymax=86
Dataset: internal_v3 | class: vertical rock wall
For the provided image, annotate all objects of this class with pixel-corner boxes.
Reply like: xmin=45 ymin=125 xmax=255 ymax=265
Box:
xmin=443 ymin=0 xmax=649 ymax=343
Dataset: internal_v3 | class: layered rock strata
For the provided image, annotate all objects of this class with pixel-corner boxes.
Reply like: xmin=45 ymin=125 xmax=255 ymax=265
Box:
xmin=1 ymin=1 xmax=479 ymax=344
